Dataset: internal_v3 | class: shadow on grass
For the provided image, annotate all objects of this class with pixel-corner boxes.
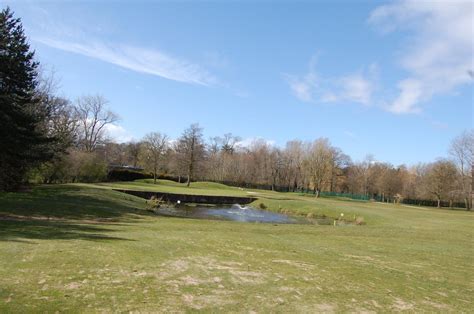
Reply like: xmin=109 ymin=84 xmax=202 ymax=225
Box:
xmin=0 ymin=185 xmax=152 ymax=242
xmin=0 ymin=220 xmax=134 ymax=242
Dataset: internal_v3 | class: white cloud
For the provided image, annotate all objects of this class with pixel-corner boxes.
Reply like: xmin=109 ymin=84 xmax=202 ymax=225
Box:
xmin=286 ymin=57 xmax=376 ymax=106
xmin=390 ymin=78 xmax=422 ymax=114
xmin=105 ymin=124 xmax=134 ymax=143
xmin=287 ymin=73 xmax=317 ymax=102
xmin=35 ymin=37 xmax=217 ymax=86
xmin=369 ymin=0 xmax=474 ymax=114
xmin=344 ymin=131 xmax=357 ymax=139
xmin=338 ymin=73 xmax=373 ymax=105
xmin=236 ymin=137 xmax=276 ymax=149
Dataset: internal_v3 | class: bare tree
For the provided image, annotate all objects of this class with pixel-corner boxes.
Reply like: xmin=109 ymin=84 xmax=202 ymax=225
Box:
xmin=127 ymin=141 xmax=142 ymax=168
xmin=328 ymin=147 xmax=351 ymax=192
xmin=305 ymin=138 xmax=333 ymax=197
xmin=422 ymin=160 xmax=458 ymax=208
xmin=35 ymin=68 xmax=78 ymax=152
xmin=269 ymin=148 xmax=284 ymax=191
xmin=176 ymin=124 xmax=205 ymax=187
xmin=142 ymin=132 xmax=168 ymax=184
xmin=284 ymin=140 xmax=305 ymax=191
xmin=75 ymin=95 xmax=119 ymax=152
xmin=220 ymin=133 xmax=241 ymax=154
xmin=449 ymin=130 xmax=474 ymax=210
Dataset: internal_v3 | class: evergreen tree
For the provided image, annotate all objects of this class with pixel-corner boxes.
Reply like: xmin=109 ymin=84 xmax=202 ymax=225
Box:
xmin=0 ymin=7 xmax=54 ymax=190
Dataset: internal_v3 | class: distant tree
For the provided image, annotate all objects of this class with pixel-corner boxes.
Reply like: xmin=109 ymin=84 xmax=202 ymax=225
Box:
xmin=449 ymin=130 xmax=474 ymax=210
xmin=0 ymin=8 xmax=57 ymax=190
xmin=305 ymin=138 xmax=333 ymax=197
xmin=328 ymin=147 xmax=351 ymax=193
xmin=142 ymin=132 xmax=168 ymax=184
xmin=127 ymin=141 xmax=141 ymax=168
xmin=422 ymin=160 xmax=458 ymax=208
xmin=176 ymin=124 xmax=205 ymax=187
xmin=220 ymin=133 xmax=241 ymax=154
xmin=284 ymin=140 xmax=305 ymax=191
xmin=75 ymin=95 xmax=118 ymax=152
xmin=269 ymin=148 xmax=284 ymax=191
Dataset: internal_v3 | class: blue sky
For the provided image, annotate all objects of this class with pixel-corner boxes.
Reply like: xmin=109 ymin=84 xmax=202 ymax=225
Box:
xmin=3 ymin=0 xmax=473 ymax=165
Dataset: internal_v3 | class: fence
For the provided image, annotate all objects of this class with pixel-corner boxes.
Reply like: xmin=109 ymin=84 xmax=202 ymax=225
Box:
xmin=401 ymin=198 xmax=466 ymax=208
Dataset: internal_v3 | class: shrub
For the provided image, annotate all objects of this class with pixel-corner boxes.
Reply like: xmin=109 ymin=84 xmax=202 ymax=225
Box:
xmin=146 ymin=196 xmax=163 ymax=211
xmin=258 ymin=203 xmax=267 ymax=210
xmin=74 ymin=152 xmax=108 ymax=183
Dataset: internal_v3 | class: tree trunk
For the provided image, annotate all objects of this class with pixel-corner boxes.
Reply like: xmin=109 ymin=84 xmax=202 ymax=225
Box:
xmin=437 ymin=198 xmax=441 ymax=208
xmin=153 ymin=166 xmax=157 ymax=184
xmin=186 ymin=174 xmax=191 ymax=187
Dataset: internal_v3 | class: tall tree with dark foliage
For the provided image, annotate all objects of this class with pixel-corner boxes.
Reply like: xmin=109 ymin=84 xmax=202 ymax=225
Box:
xmin=0 ymin=8 xmax=54 ymax=190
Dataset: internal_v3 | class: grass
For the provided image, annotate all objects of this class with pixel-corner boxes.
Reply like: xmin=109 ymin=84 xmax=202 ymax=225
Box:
xmin=82 ymin=179 xmax=251 ymax=197
xmin=0 ymin=180 xmax=473 ymax=312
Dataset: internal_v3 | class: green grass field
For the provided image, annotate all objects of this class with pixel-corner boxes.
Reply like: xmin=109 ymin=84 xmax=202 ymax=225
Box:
xmin=0 ymin=180 xmax=473 ymax=312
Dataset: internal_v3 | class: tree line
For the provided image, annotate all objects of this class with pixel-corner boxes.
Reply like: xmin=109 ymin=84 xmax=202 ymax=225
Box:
xmin=1 ymin=8 xmax=472 ymax=209
xmin=98 ymin=129 xmax=472 ymax=209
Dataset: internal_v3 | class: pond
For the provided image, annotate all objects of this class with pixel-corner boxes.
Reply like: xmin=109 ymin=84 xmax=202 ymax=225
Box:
xmin=154 ymin=204 xmax=310 ymax=224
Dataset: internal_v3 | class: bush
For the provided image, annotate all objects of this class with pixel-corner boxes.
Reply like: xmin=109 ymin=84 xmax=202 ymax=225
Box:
xmin=31 ymin=150 xmax=107 ymax=183
xmin=258 ymin=203 xmax=267 ymax=210
xmin=74 ymin=152 xmax=108 ymax=182
xmin=146 ymin=196 xmax=163 ymax=211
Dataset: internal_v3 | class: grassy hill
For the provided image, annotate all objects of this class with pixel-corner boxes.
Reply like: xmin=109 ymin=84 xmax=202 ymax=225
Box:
xmin=0 ymin=181 xmax=472 ymax=312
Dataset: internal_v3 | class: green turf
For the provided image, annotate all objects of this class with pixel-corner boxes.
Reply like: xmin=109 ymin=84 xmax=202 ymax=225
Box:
xmin=81 ymin=179 xmax=251 ymax=197
xmin=0 ymin=181 xmax=473 ymax=312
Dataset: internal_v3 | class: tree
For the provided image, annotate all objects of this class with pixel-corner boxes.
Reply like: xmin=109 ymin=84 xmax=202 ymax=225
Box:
xmin=0 ymin=8 xmax=56 ymax=190
xmin=422 ymin=160 xmax=458 ymax=208
xmin=220 ymin=133 xmax=241 ymax=154
xmin=176 ymin=124 xmax=205 ymax=187
xmin=449 ymin=130 xmax=474 ymax=210
xmin=328 ymin=147 xmax=351 ymax=193
xmin=126 ymin=141 xmax=141 ymax=168
xmin=75 ymin=95 xmax=118 ymax=152
xmin=284 ymin=140 xmax=305 ymax=191
xmin=305 ymin=138 xmax=333 ymax=197
xmin=269 ymin=148 xmax=284 ymax=191
xmin=142 ymin=132 xmax=168 ymax=184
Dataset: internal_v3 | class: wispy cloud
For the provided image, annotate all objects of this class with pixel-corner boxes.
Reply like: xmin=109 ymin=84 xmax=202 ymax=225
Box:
xmin=285 ymin=56 xmax=377 ymax=106
xmin=105 ymin=124 xmax=134 ymax=143
xmin=369 ymin=0 xmax=474 ymax=114
xmin=344 ymin=131 xmax=357 ymax=139
xmin=35 ymin=37 xmax=218 ymax=86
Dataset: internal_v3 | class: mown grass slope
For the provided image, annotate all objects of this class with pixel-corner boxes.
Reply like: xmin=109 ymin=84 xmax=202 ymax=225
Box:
xmin=0 ymin=182 xmax=472 ymax=312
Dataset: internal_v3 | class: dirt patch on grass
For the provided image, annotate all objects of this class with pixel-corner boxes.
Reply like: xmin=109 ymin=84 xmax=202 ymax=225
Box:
xmin=181 ymin=291 xmax=234 ymax=310
xmin=154 ymin=256 xmax=268 ymax=310
xmin=65 ymin=282 xmax=81 ymax=290
xmin=421 ymin=300 xmax=450 ymax=310
xmin=297 ymin=303 xmax=337 ymax=313
xmin=159 ymin=256 xmax=265 ymax=284
xmin=391 ymin=298 xmax=415 ymax=311
xmin=272 ymin=259 xmax=314 ymax=270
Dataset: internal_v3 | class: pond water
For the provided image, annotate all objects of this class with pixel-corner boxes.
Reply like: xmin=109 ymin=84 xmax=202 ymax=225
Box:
xmin=155 ymin=204 xmax=308 ymax=224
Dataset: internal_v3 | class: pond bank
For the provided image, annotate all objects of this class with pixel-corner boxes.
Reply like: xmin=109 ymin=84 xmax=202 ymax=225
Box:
xmin=113 ymin=189 xmax=257 ymax=205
